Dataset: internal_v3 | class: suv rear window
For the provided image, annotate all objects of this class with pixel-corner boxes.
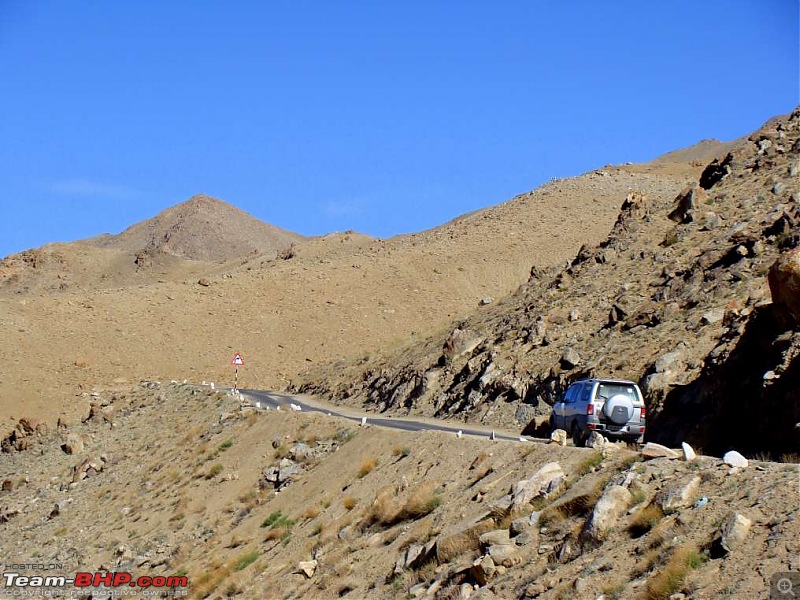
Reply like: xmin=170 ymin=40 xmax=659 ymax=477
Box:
xmin=595 ymin=382 xmax=637 ymax=401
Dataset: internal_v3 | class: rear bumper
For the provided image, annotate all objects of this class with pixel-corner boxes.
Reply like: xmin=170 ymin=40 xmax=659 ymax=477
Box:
xmin=587 ymin=421 xmax=645 ymax=439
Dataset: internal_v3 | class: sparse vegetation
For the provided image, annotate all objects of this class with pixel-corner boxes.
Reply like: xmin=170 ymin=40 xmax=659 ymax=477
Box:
xmin=301 ymin=504 xmax=321 ymax=520
xmin=261 ymin=511 xmax=295 ymax=542
xmin=218 ymin=438 xmax=234 ymax=451
xmin=358 ymin=456 xmax=378 ymax=478
xmin=343 ymin=496 xmax=358 ymax=511
xmin=231 ymin=551 xmax=259 ymax=572
xmin=629 ymin=503 xmax=665 ymax=538
xmin=644 ymin=544 xmax=706 ymax=600
xmin=205 ymin=463 xmax=224 ymax=479
xmin=577 ymin=451 xmax=604 ymax=475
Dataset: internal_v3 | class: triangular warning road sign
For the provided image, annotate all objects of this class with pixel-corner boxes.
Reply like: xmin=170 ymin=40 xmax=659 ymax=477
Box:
xmin=231 ymin=353 xmax=245 ymax=366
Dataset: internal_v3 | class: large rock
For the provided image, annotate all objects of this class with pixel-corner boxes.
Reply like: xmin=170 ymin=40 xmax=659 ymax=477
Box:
xmin=583 ymin=485 xmax=632 ymax=542
xmin=768 ymin=248 xmax=800 ymax=327
xmin=681 ymin=442 xmax=697 ymax=461
xmin=654 ymin=475 xmax=700 ymax=513
xmin=62 ymin=433 xmax=84 ymax=455
xmin=550 ymin=429 xmax=567 ymax=446
xmin=668 ymin=184 xmax=707 ymax=223
xmin=297 ymin=560 xmax=317 ymax=578
xmin=716 ymin=513 xmax=752 ymax=555
xmin=641 ymin=443 xmax=680 ymax=460
xmin=586 ymin=432 xmax=607 ymax=449
xmin=470 ymin=555 xmax=496 ymax=585
xmin=479 ymin=530 xmax=511 ymax=548
xmin=488 ymin=544 xmax=519 ymax=567
xmin=443 ymin=328 xmax=483 ymax=362
xmin=723 ymin=451 xmax=748 ymax=469
xmin=560 ymin=347 xmax=581 ymax=369
xmin=511 ymin=462 xmax=565 ymax=510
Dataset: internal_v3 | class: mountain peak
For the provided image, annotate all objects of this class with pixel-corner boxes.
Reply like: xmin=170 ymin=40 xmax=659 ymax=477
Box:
xmin=84 ymin=195 xmax=304 ymax=262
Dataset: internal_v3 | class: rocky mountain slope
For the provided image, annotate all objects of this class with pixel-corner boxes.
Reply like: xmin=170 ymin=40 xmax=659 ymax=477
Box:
xmin=298 ymin=108 xmax=800 ymax=459
xmin=0 ymin=383 xmax=796 ymax=599
xmin=0 ymin=159 xmax=691 ymax=428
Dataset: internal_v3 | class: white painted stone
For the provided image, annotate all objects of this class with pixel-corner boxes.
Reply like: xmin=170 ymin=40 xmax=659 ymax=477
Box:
xmin=723 ymin=450 xmax=748 ymax=468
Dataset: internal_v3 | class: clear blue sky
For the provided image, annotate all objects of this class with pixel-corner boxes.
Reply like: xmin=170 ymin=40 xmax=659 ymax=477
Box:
xmin=1 ymin=1 xmax=797 ymax=258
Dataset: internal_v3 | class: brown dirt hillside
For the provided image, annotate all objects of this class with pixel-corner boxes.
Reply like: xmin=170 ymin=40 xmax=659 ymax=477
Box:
xmin=299 ymin=107 xmax=800 ymax=458
xmin=0 ymin=383 xmax=796 ymax=599
xmin=83 ymin=194 xmax=305 ymax=262
xmin=0 ymin=162 xmax=692 ymax=430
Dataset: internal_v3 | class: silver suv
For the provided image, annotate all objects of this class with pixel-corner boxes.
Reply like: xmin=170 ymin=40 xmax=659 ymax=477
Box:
xmin=550 ymin=378 xmax=646 ymax=446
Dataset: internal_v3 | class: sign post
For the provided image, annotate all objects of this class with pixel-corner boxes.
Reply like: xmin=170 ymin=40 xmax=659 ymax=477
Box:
xmin=231 ymin=353 xmax=245 ymax=391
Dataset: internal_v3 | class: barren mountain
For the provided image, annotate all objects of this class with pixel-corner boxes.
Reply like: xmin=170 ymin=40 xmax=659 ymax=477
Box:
xmin=299 ymin=107 xmax=800 ymax=458
xmin=0 ymin=111 xmax=797 ymax=600
xmin=83 ymin=194 xmax=304 ymax=262
xmin=0 ymin=159 xmax=694 ymax=429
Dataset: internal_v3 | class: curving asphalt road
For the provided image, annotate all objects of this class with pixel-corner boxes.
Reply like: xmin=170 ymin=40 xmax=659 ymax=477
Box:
xmin=237 ymin=388 xmax=547 ymax=445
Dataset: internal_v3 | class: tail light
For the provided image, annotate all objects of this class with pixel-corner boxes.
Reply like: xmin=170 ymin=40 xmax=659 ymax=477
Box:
xmin=640 ymin=406 xmax=646 ymax=419
xmin=587 ymin=404 xmax=594 ymax=415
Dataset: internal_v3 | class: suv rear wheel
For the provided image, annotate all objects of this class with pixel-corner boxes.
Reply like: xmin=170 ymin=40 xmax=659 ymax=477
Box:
xmin=571 ymin=422 xmax=586 ymax=447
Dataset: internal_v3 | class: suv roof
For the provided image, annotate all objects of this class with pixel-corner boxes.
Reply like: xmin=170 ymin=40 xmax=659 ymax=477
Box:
xmin=573 ymin=378 xmax=638 ymax=386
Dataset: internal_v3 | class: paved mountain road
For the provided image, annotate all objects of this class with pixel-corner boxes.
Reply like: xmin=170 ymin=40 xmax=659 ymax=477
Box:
xmin=237 ymin=388 xmax=548 ymax=445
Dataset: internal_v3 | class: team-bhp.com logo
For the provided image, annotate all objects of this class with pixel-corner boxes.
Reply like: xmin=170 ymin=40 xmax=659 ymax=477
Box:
xmin=3 ymin=571 xmax=188 ymax=594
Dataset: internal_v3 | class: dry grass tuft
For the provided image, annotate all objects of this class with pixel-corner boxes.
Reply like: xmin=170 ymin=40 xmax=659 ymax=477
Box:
xmin=343 ymin=496 xmax=358 ymax=511
xmin=629 ymin=503 xmax=664 ymax=538
xmin=358 ymin=456 xmax=378 ymax=478
xmin=396 ymin=482 xmax=442 ymax=522
xmin=644 ymin=544 xmax=705 ymax=600
xmin=301 ymin=504 xmax=321 ymax=520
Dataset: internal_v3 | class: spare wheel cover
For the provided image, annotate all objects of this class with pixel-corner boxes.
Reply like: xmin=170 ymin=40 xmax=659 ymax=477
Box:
xmin=603 ymin=393 xmax=634 ymax=425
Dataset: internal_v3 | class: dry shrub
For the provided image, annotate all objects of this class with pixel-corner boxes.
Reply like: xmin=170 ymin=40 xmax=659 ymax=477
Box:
xmin=343 ymin=496 xmax=358 ymax=511
xmin=644 ymin=544 xmax=705 ymax=600
xmin=397 ymin=482 xmax=442 ymax=521
xmin=629 ymin=503 xmax=665 ymax=538
xmin=358 ymin=457 xmax=378 ymax=478
xmin=364 ymin=486 xmax=398 ymax=526
xmin=436 ymin=526 xmax=488 ymax=563
xmin=301 ymin=504 xmax=321 ymax=520
xmin=193 ymin=560 xmax=231 ymax=599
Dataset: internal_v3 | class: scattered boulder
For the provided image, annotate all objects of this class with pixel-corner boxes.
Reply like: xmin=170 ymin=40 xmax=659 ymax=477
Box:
xmin=297 ymin=560 xmax=317 ymax=578
xmin=723 ymin=451 xmax=748 ymax=469
xmin=713 ymin=513 xmax=752 ymax=557
xmin=511 ymin=462 xmax=566 ymax=510
xmin=768 ymin=248 xmax=800 ymax=327
xmin=470 ymin=555 xmax=496 ymax=585
xmin=61 ymin=433 xmax=84 ymax=455
xmin=654 ymin=475 xmax=701 ymax=513
xmin=488 ymin=543 xmax=519 ymax=567
xmin=586 ymin=431 xmax=607 ymax=449
xmin=559 ymin=347 xmax=581 ymax=369
xmin=641 ymin=443 xmax=680 ymax=459
xmin=550 ymin=429 xmax=567 ymax=446
xmin=197 ymin=278 xmax=211 ymax=287
xmin=583 ymin=485 xmax=632 ymax=543
xmin=681 ymin=442 xmax=697 ymax=461
xmin=443 ymin=328 xmax=483 ymax=362
xmin=72 ymin=456 xmax=106 ymax=483
xmin=479 ymin=530 xmax=510 ymax=548
xmin=668 ymin=185 xmax=707 ymax=223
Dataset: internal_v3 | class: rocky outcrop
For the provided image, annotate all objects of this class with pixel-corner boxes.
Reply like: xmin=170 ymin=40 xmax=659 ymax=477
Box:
xmin=768 ymin=248 xmax=800 ymax=327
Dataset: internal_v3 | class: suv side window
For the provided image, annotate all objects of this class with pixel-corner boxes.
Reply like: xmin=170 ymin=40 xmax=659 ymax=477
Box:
xmin=581 ymin=383 xmax=593 ymax=402
xmin=564 ymin=384 xmax=578 ymax=403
